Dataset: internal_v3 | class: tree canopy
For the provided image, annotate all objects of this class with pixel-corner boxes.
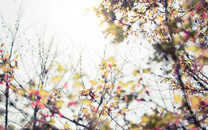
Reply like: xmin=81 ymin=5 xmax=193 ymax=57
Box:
xmin=0 ymin=0 xmax=207 ymax=129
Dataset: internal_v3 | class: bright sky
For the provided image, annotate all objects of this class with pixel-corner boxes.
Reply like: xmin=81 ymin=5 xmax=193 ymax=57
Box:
xmin=0 ymin=0 xmax=161 ymax=87
xmin=0 ymin=0 xmax=108 ymax=78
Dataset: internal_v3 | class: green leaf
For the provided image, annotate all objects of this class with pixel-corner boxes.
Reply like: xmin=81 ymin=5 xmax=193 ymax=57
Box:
xmin=116 ymin=34 xmax=124 ymax=43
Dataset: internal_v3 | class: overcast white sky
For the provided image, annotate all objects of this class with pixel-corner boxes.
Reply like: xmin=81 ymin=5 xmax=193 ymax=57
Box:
xmin=0 ymin=0 xmax=164 ymax=96
xmin=1 ymin=0 xmax=157 ymax=79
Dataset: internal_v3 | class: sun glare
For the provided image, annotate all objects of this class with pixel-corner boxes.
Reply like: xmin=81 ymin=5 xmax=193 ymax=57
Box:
xmin=46 ymin=0 xmax=104 ymax=48
xmin=42 ymin=0 xmax=106 ymax=77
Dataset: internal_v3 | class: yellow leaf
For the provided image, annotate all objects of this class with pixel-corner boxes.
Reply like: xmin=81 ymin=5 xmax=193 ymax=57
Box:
xmin=108 ymin=57 xmax=115 ymax=63
xmin=160 ymin=108 xmax=164 ymax=113
xmin=130 ymin=128 xmax=138 ymax=130
xmin=73 ymin=73 xmax=80 ymax=80
xmin=17 ymin=89 xmax=26 ymax=96
xmin=158 ymin=16 xmax=163 ymax=22
xmin=101 ymin=123 xmax=111 ymax=130
xmin=173 ymin=36 xmax=181 ymax=44
xmin=75 ymin=81 xmax=84 ymax=88
xmin=49 ymin=118 xmax=55 ymax=125
xmin=83 ymin=108 xmax=89 ymax=114
xmin=102 ymin=112 xmax=108 ymax=117
xmin=143 ymin=69 xmax=150 ymax=73
xmin=96 ymin=85 xmax=102 ymax=92
xmin=148 ymin=12 xmax=153 ymax=17
xmin=57 ymin=64 xmax=66 ymax=72
xmin=104 ymin=71 xmax=109 ymax=78
xmin=39 ymin=90 xmax=50 ymax=97
xmin=89 ymin=80 xmax=98 ymax=85
xmin=0 ymin=65 xmax=7 ymax=73
xmin=138 ymin=88 xmax=144 ymax=94
xmin=133 ymin=69 xmax=139 ymax=76
xmin=191 ymin=97 xmax=200 ymax=106
xmin=51 ymin=75 xmax=61 ymax=83
xmin=8 ymin=125 xmax=14 ymax=130
xmin=99 ymin=80 xmax=104 ymax=84
xmin=41 ymin=97 xmax=49 ymax=104
xmin=15 ymin=55 xmax=18 ymax=59
xmin=174 ymin=95 xmax=182 ymax=104
xmin=81 ymin=99 xmax=92 ymax=105
xmin=187 ymin=124 xmax=195 ymax=129
xmin=53 ymin=88 xmax=62 ymax=97
xmin=122 ymin=83 xmax=128 ymax=88
xmin=114 ymin=96 xmax=119 ymax=100
xmin=64 ymin=122 xmax=70 ymax=129
xmin=56 ymin=100 xmax=64 ymax=108
xmin=187 ymin=46 xmax=197 ymax=51
xmin=142 ymin=115 xmax=149 ymax=123
xmin=5 ymin=53 xmax=9 ymax=58
xmin=112 ymin=102 xmax=118 ymax=106
xmin=153 ymin=8 xmax=157 ymax=14
xmin=127 ymin=81 xmax=134 ymax=86
xmin=39 ymin=83 xmax=43 ymax=90
xmin=131 ymin=85 xmax=136 ymax=90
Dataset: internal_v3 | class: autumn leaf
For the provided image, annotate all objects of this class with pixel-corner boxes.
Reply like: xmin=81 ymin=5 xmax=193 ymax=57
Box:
xmin=56 ymin=100 xmax=65 ymax=108
xmin=17 ymin=89 xmax=26 ymax=96
xmin=51 ymin=75 xmax=61 ymax=83
xmin=158 ymin=16 xmax=163 ymax=22
xmin=143 ymin=68 xmax=151 ymax=73
xmin=142 ymin=115 xmax=149 ymax=123
xmin=126 ymin=81 xmax=134 ymax=86
xmin=108 ymin=57 xmax=115 ymax=63
xmin=100 ymin=123 xmax=112 ymax=130
xmin=41 ymin=97 xmax=49 ymax=104
xmin=1 ymin=43 xmax=4 ymax=47
xmin=73 ymin=73 xmax=81 ymax=80
xmin=101 ymin=59 xmax=108 ymax=67
xmin=15 ymin=55 xmax=18 ymax=59
xmin=75 ymin=81 xmax=84 ymax=88
xmin=191 ymin=97 xmax=200 ymax=107
xmin=174 ymin=94 xmax=182 ymax=104
xmin=187 ymin=46 xmax=197 ymax=51
xmin=39 ymin=83 xmax=43 ymax=90
xmin=82 ymin=108 xmax=89 ymax=114
xmin=64 ymin=122 xmax=70 ymax=129
xmin=104 ymin=71 xmax=109 ymax=78
xmin=5 ymin=53 xmax=9 ymax=58
xmin=39 ymin=90 xmax=50 ymax=97
xmin=49 ymin=118 xmax=55 ymax=125
xmin=89 ymin=80 xmax=98 ymax=85
xmin=81 ymin=99 xmax=92 ymax=105
xmin=133 ymin=69 xmax=139 ymax=76
xmin=57 ymin=64 xmax=66 ymax=72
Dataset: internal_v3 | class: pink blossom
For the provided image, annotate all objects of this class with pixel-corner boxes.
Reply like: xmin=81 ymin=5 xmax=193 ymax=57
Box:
xmin=70 ymin=101 xmax=76 ymax=105
xmin=58 ymin=113 xmax=62 ymax=118
xmin=117 ymin=86 xmax=121 ymax=90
